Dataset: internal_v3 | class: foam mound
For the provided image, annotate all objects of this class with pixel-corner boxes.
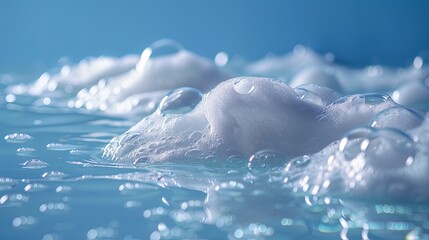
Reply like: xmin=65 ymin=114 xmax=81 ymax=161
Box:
xmin=7 ymin=40 xmax=230 ymax=115
xmin=103 ymin=77 xmax=402 ymax=162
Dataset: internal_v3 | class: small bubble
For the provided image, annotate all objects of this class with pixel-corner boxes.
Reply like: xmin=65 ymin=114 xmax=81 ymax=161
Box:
xmin=233 ymin=78 xmax=255 ymax=94
xmin=39 ymin=202 xmax=69 ymax=214
xmin=137 ymin=39 xmax=183 ymax=72
xmin=338 ymin=127 xmax=375 ymax=161
xmin=5 ymin=94 xmax=16 ymax=103
xmin=214 ymin=51 xmax=229 ymax=66
xmin=42 ymin=97 xmax=51 ymax=105
xmin=21 ymin=159 xmax=49 ymax=169
xmin=158 ymin=88 xmax=202 ymax=115
xmin=295 ymin=88 xmax=325 ymax=106
xmin=363 ymin=93 xmax=391 ymax=105
xmin=42 ymin=171 xmax=67 ymax=179
xmin=234 ymin=229 xmax=244 ymax=238
xmin=413 ymin=56 xmax=423 ymax=69
xmin=363 ymin=129 xmax=416 ymax=169
xmin=189 ymin=131 xmax=202 ymax=143
xmin=370 ymin=106 xmax=424 ymax=131
xmin=24 ymin=183 xmax=48 ymax=192
xmin=46 ymin=143 xmax=77 ymax=151
xmin=4 ymin=133 xmax=32 ymax=143
xmin=288 ymin=155 xmax=311 ymax=170
xmin=87 ymin=229 xmax=98 ymax=240
xmin=55 ymin=185 xmax=72 ymax=193
xmin=248 ymin=149 xmax=286 ymax=169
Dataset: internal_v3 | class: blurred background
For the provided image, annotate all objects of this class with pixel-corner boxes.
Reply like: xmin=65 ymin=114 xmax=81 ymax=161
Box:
xmin=1 ymin=0 xmax=429 ymax=73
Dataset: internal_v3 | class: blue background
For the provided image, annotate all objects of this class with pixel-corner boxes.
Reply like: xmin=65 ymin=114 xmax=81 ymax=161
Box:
xmin=1 ymin=0 xmax=429 ymax=73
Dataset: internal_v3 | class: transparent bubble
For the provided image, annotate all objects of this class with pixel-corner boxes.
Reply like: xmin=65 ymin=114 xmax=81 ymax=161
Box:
xmin=46 ymin=143 xmax=77 ymax=151
xmin=118 ymin=131 xmax=141 ymax=145
xmin=295 ymin=88 xmax=325 ymax=106
xmin=136 ymin=39 xmax=184 ymax=72
xmin=362 ymin=129 xmax=416 ymax=169
xmin=42 ymin=171 xmax=68 ymax=180
xmin=133 ymin=156 xmax=149 ymax=165
xmin=21 ymin=159 xmax=49 ymax=169
xmin=338 ymin=127 xmax=375 ymax=161
xmin=233 ymin=78 xmax=255 ymax=94
xmin=362 ymin=93 xmax=391 ymax=105
xmin=248 ymin=149 xmax=286 ymax=169
xmin=4 ymin=133 xmax=32 ymax=143
xmin=189 ymin=131 xmax=202 ymax=143
xmin=158 ymin=88 xmax=202 ymax=115
xmin=24 ymin=183 xmax=48 ymax=192
xmin=39 ymin=202 xmax=70 ymax=214
xmin=286 ymin=155 xmax=311 ymax=170
xmin=333 ymin=93 xmax=391 ymax=106
xmin=369 ymin=106 xmax=424 ymax=131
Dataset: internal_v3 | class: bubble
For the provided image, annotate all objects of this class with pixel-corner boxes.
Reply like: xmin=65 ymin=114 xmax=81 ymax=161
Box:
xmin=46 ymin=143 xmax=78 ymax=151
xmin=189 ymin=131 xmax=202 ymax=143
xmin=4 ymin=133 xmax=32 ymax=143
xmin=362 ymin=129 xmax=415 ymax=169
xmin=24 ymin=183 xmax=48 ymax=192
xmin=0 ymin=178 xmax=17 ymax=191
xmin=17 ymin=147 xmax=36 ymax=153
xmin=369 ymin=106 xmax=424 ymax=131
xmin=335 ymin=93 xmax=391 ymax=106
xmin=234 ymin=229 xmax=244 ymax=238
xmin=118 ymin=131 xmax=141 ymax=145
xmin=118 ymin=182 xmax=151 ymax=194
xmin=21 ymin=159 xmax=49 ymax=169
xmin=5 ymin=94 xmax=16 ymax=103
xmin=214 ymin=51 xmax=229 ymax=67
xmin=248 ymin=149 xmax=286 ymax=169
xmin=16 ymin=147 xmax=36 ymax=156
xmin=295 ymin=88 xmax=325 ymax=106
xmin=338 ymin=127 xmax=375 ymax=161
xmin=87 ymin=229 xmax=98 ymax=240
xmin=42 ymin=171 xmax=68 ymax=179
xmin=39 ymin=202 xmax=70 ymax=214
xmin=413 ymin=56 xmax=423 ymax=69
xmin=55 ymin=185 xmax=72 ymax=193
xmin=362 ymin=93 xmax=391 ymax=105
xmin=158 ymin=87 xmax=202 ymax=115
xmin=133 ymin=156 xmax=149 ymax=165
xmin=233 ymin=78 xmax=255 ymax=94
xmin=12 ymin=216 xmax=36 ymax=228
xmin=286 ymin=155 xmax=311 ymax=170
xmin=136 ymin=39 xmax=184 ymax=72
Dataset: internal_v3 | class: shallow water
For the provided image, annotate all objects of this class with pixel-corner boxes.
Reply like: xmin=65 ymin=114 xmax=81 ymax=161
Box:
xmin=1 ymin=43 xmax=429 ymax=239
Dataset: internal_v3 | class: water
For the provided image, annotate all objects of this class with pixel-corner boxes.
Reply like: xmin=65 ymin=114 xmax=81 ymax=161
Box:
xmin=1 ymin=41 xmax=429 ymax=239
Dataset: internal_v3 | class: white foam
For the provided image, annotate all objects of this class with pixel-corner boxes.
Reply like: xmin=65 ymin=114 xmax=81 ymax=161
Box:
xmin=103 ymin=77 xmax=399 ymax=162
xmin=75 ymin=50 xmax=230 ymax=114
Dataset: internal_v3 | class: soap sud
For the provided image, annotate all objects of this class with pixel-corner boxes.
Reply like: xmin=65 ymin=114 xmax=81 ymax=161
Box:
xmin=103 ymin=76 xmax=429 ymax=201
xmin=104 ymin=77 xmax=399 ymax=162
xmin=4 ymin=41 xmax=429 ymax=202
xmin=7 ymin=39 xmax=230 ymax=115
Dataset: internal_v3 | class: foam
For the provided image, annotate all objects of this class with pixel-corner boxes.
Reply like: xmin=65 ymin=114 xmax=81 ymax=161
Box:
xmin=9 ymin=55 xmax=139 ymax=95
xmin=103 ymin=77 xmax=399 ymax=162
xmin=284 ymin=115 xmax=429 ymax=201
xmin=74 ymin=50 xmax=230 ymax=114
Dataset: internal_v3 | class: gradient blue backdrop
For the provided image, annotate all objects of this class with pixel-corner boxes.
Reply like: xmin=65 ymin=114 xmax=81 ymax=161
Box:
xmin=1 ymin=0 xmax=429 ymax=73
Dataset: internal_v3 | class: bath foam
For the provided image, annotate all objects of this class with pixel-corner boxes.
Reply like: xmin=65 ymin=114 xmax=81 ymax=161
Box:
xmin=7 ymin=42 xmax=230 ymax=115
xmin=103 ymin=77 xmax=401 ymax=163
xmin=284 ymin=114 xmax=429 ymax=201
xmin=244 ymin=45 xmax=429 ymax=102
xmin=74 ymin=50 xmax=230 ymax=114
xmin=9 ymin=55 xmax=139 ymax=96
